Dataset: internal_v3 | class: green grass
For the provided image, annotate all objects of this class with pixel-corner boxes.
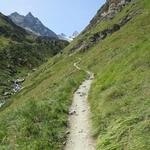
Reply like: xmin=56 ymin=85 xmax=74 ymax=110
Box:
xmin=77 ymin=0 xmax=150 ymax=149
xmin=66 ymin=0 xmax=150 ymax=149
xmin=0 ymin=13 xmax=69 ymax=102
xmin=0 ymin=0 xmax=150 ymax=149
xmin=0 ymin=54 xmax=86 ymax=149
xmin=88 ymin=40 xmax=150 ymax=149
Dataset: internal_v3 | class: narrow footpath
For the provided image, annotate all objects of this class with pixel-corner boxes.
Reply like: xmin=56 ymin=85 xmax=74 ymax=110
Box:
xmin=65 ymin=61 xmax=95 ymax=150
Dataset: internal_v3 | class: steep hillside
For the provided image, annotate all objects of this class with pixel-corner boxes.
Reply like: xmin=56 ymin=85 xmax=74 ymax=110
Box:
xmin=9 ymin=12 xmax=58 ymax=38
xmin=0 ymin=0 xmax=149 ymax=149
xmin=0 ymin=13 xmax=68 ymax=107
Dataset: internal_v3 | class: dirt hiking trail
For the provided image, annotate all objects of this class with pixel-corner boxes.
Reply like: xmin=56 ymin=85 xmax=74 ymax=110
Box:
xmin=64 ymin=62 xmax=95 ymax=150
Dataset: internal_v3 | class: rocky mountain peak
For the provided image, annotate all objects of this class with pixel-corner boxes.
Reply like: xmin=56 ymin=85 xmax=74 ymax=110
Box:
xmin=9 ymin=12 xmax=58 ymax=38
xmin=72 ymin=31 xmax=79 ymax=37
xmin=26 ymin=12 xmax=34 ymax=18
xmin=58 ymin=31 xmax=79 ymax=42
xmin=11 ymin=12 xmax=20 ymax=16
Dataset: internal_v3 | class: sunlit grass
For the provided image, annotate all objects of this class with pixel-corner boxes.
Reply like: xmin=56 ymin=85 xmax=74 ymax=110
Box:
xmin=0 ymin=0 xmax=150 ymax=149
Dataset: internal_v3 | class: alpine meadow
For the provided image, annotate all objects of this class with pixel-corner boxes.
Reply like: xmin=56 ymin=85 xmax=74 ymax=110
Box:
xmin=0 ymin=0 xmax=150 ymax=149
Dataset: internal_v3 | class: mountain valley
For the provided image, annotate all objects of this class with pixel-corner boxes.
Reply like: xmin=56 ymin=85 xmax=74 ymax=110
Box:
xmin=0 ymin=0 xmax=150 ymax=149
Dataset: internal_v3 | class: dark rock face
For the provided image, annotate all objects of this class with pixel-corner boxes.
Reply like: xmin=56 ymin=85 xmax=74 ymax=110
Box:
xmin=9 ymin=12 xmax=58 ymax=38
xmin=112 ymin=24 xmax=120 ymax=31
xmin=119 ymin=15 xmax=132 ymax=26
xmin=89 ymin=15 xmax=132 ymax=45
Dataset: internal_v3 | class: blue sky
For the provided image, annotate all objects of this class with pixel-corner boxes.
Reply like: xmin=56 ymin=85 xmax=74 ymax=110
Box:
xmin=0 ymin=0 xmax=105 ymax=35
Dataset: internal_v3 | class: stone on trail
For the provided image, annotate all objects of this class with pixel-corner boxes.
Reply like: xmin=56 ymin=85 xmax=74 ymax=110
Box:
xmin=69 ymin=110 xmax=76 ymax=115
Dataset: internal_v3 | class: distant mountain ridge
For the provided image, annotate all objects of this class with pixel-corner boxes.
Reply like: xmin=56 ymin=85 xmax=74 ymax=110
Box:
xmin=58 ymin=31 xmax=79 ymax=41
xmin=9 ymin=12 xmax=58 ymax=38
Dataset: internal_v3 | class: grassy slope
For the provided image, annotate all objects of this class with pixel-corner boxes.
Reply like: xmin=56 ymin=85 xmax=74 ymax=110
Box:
xmin=0 ymin=0 xmax=150 ymax=149
xmin=0 ymin=54 xmax=86 ymax=149
xmin=79 ymin=0 xmax=150 ymax=149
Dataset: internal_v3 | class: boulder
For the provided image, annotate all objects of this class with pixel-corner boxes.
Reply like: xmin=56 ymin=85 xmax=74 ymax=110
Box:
xmin=99 ymin=30 xmax=107 ymax=39
xmin=65 ymin=130 xmax=70 ymax=135
xmin=13 ymin=83 xmax=21 ymax=93
xmin=119 ymin=0 xmax=126 ymax=6
xmin=3 ymin=92 xmax=11 ymax=96
xmin=111 ymin=24 xmax=120 ymax=32
xmin=107 ymin=10 xmax=117 ymax=19
xmin=69 ymin=110 xmax=76 ymax=115
xmin=109 ymin=3 xmax=118 ymax=12
xmin=119 ymin=15 xmax=132 ymax=26
xmin=101 ymin=12 xmax=108 ymax=18
xmin=0 ymin=100 xmax=5 ymax=108
xmin=79 ymin=43 xmax=90 ymax=52
xmin=15 ymin=78 xmax=25 ymax=84
xmin=32 ymin=68 xmax=37 ymax=71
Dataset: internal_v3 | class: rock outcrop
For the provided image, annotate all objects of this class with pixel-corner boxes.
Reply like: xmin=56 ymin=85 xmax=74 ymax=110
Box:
xmin=13 ymin=78 xmax=25 ymax=93
xmin=84 ymin=0 xmax=132 ymax=32
xmin=89 ymin=15 xmax=132 ymax=43
xmin=69 ymin=0 xmax=141 ymax=53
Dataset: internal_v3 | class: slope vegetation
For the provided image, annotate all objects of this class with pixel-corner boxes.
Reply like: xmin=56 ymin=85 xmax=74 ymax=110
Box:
xmin=0 ymin=13 xmax=68 ymax=105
